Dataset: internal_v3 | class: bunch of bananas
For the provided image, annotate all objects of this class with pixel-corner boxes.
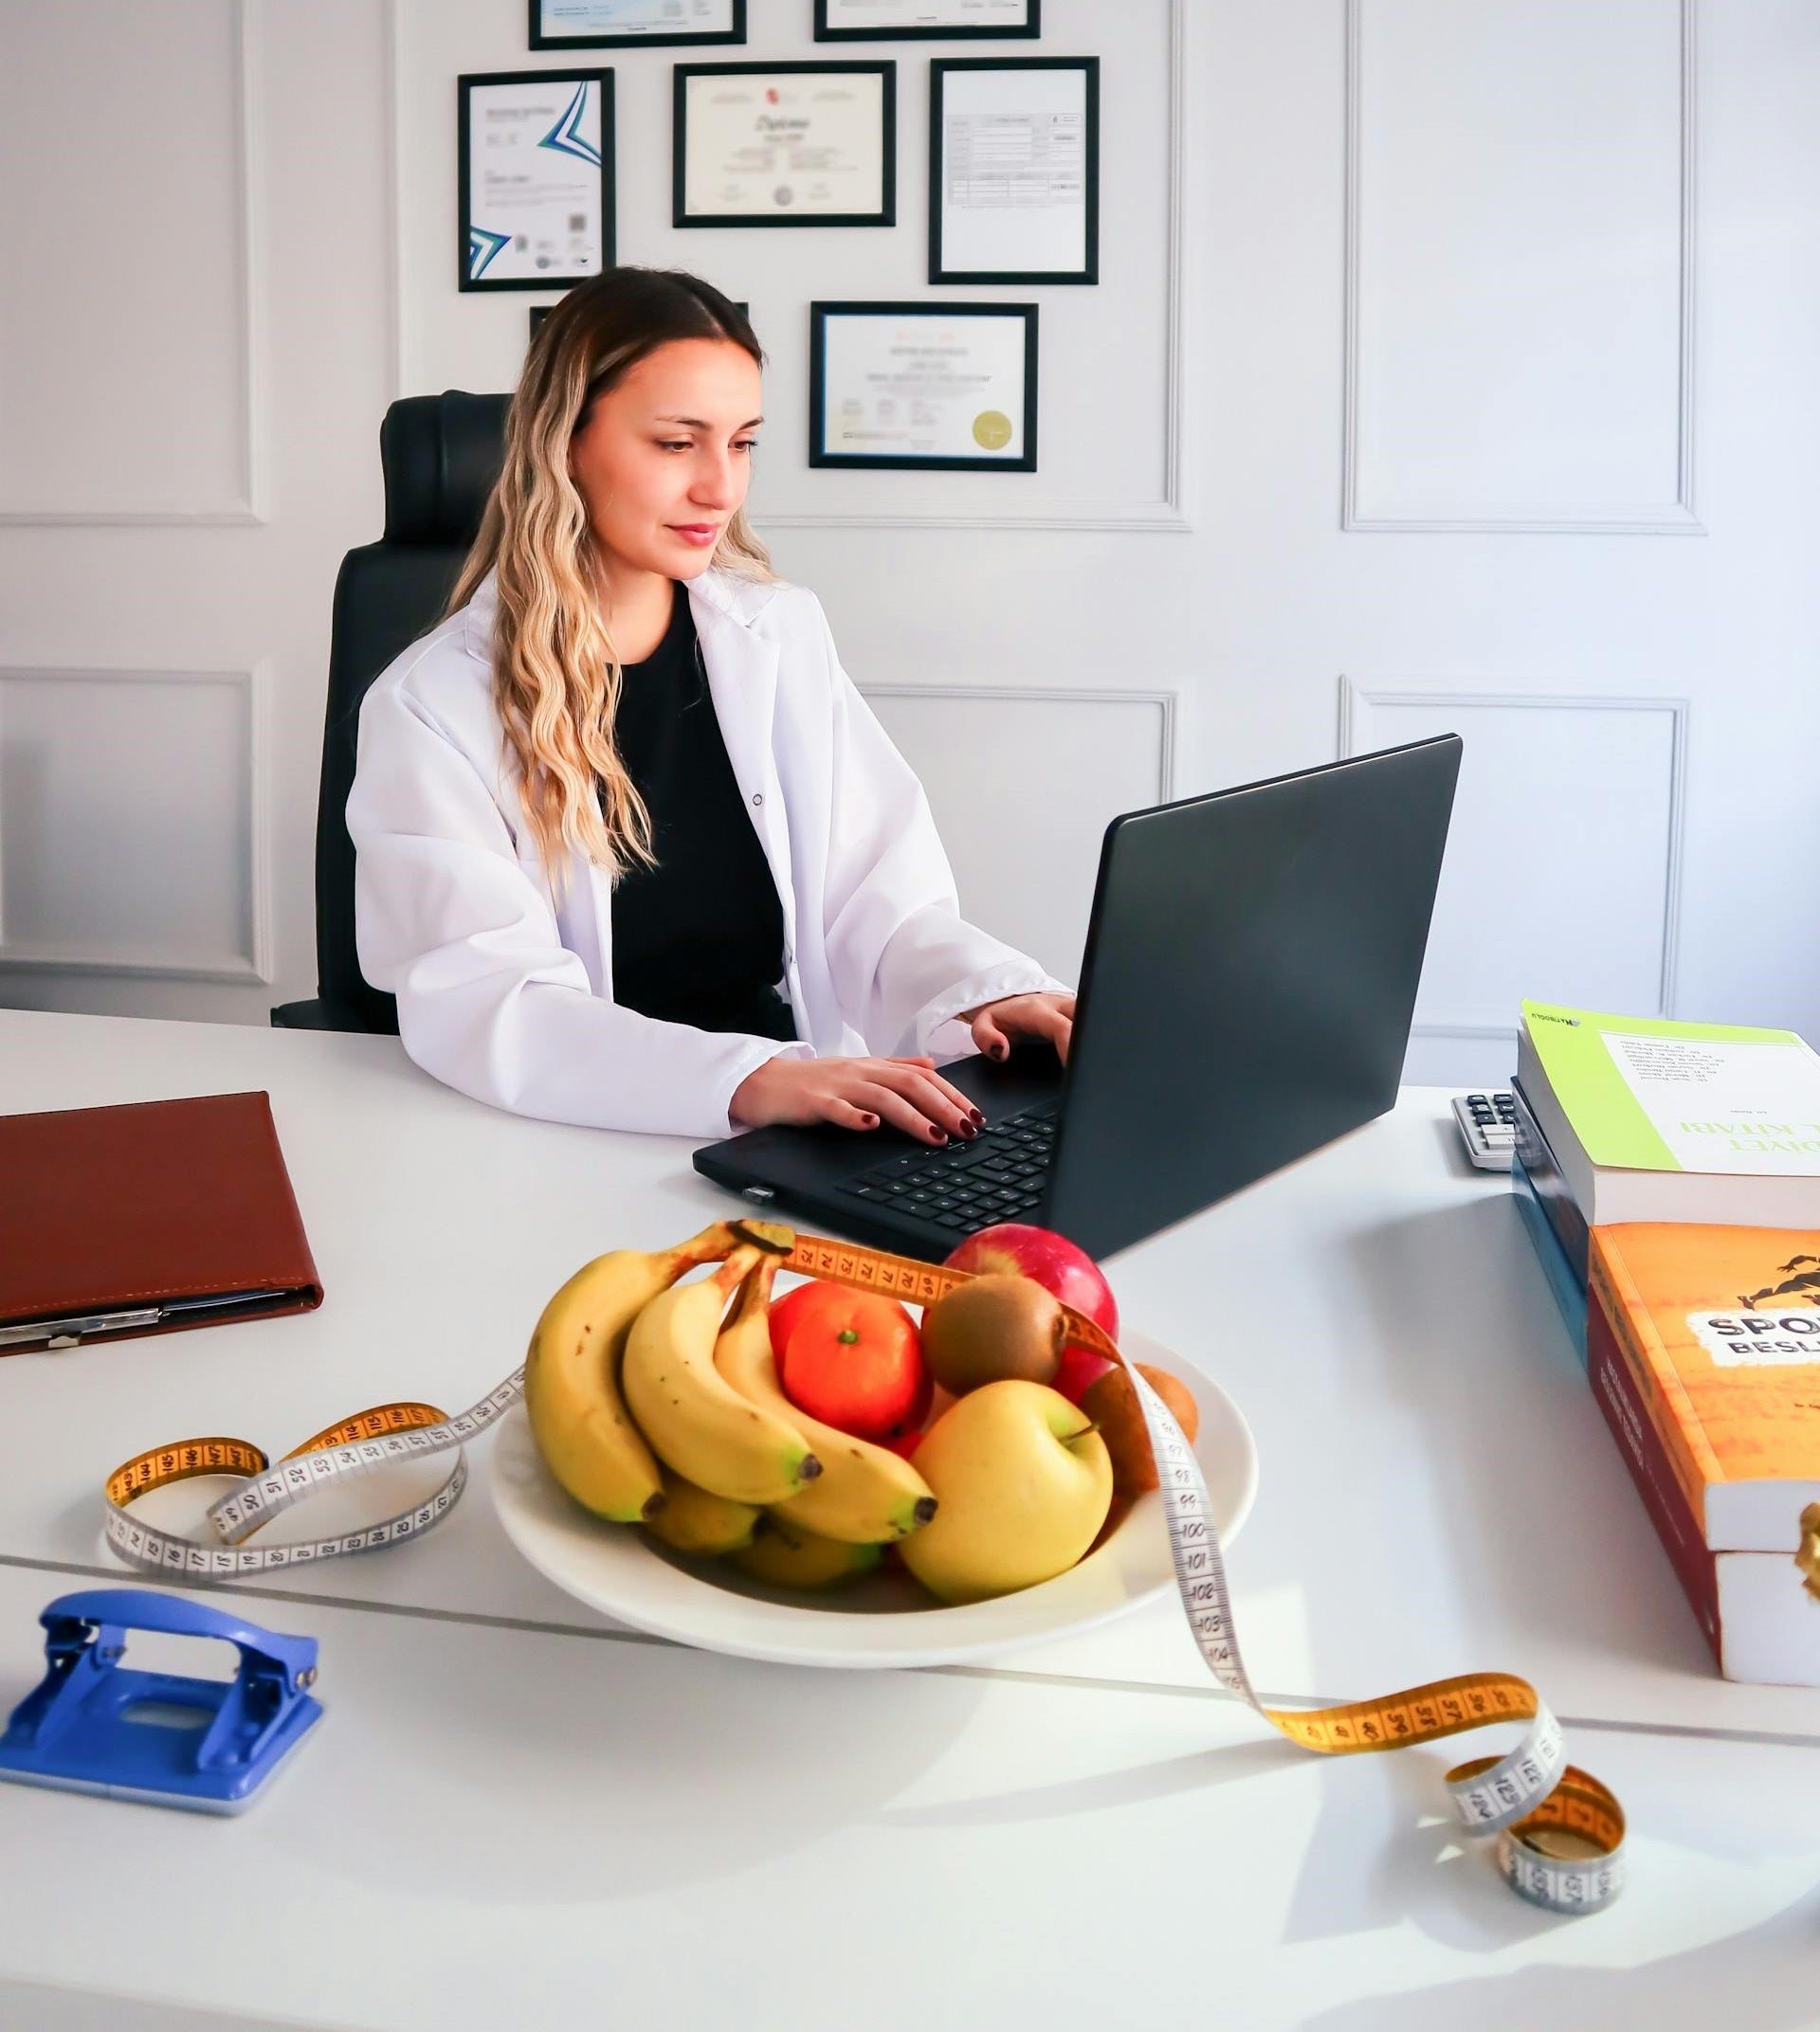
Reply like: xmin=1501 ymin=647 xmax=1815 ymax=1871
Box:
xmin=522 ymin=1219 xmax=937 ymax=1580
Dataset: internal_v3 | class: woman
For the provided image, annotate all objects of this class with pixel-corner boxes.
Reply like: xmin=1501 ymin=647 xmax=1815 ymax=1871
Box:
xmin=348 ymin=266 xmax=1074 ymax=1145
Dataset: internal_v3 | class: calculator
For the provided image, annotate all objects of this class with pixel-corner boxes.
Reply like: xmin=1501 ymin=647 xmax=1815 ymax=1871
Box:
xmin=1452 ymin=1091 xmax=1517 ymax=1170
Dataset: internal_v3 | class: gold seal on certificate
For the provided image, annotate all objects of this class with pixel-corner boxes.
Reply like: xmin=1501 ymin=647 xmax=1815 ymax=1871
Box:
xmin=810 ymin=302 xmax=1038 ymax=471
xmin=674 ymin=63 xmax=896 ymax=228
xmin=460 ymin=70 xmax=615 ymax=293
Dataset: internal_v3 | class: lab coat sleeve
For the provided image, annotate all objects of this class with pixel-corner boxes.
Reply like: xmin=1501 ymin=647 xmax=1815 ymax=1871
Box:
xmin=810 ymin=600 xmax=1072 ymax=1061
xmin=348 ymin=677 xmax=813 ymax=1138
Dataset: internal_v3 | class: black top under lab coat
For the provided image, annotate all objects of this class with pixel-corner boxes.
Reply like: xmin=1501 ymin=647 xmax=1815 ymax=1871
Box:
xmin=607 ymin=582 xmax=796 ymax=1043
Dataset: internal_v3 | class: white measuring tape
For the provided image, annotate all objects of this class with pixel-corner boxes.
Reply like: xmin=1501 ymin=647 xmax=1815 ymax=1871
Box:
xmin=103 ymin=1227 xmax=1625 ymax=1913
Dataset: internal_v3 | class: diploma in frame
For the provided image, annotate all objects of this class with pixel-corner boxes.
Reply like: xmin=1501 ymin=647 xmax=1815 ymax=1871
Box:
xmin=814 ymin=0 xmax=1038 ymax=40
xmin=530 ymin=0 xmax=744 ymax=49
xmin=930 ymin=57 xmax=1098 ymax=285
xmin=809 ymin=301 xmax=1038 ymax=471
xmin=460 ymin=71 xmax=615 ymax=292
xmin=674 ymin=63 xmax=895 ymax=228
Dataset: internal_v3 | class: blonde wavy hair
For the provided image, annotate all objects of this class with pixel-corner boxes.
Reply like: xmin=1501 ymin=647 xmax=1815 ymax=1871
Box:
xmin=446 ymin=267 xmax=774 ymax=890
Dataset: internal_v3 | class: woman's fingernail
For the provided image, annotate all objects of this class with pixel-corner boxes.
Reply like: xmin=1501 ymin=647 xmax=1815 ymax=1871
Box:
xmin=969 ymin=1108 xmax=985 ymax=1125
xmin=930 ymin=1128 xmax=948 ymax=1143
xmin=959 ymin=1122 xmax=977 ymax=1139
xmin=862 ymin=1114 xmax=878 ymax=1126
xmin=992 ymin=1044 xmax=1008 ymax=1061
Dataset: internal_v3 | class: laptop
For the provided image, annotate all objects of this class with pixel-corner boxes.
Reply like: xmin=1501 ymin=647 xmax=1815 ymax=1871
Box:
xmin=694 ymin=734 xmax=1462 ymax=1261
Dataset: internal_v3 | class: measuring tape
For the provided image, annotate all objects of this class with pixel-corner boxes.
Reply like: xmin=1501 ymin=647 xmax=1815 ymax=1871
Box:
xmin=103 ymin=1225 xmax=1625 ymax=1913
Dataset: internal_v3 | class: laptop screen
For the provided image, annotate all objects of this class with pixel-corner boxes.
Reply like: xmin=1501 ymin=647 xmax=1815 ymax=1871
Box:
xmin=1042 ymin=735 xmax=1461 ymax=1257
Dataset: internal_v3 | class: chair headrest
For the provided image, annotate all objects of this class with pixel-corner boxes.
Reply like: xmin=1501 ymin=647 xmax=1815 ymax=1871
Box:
xmin=380 ymin=391 xmax=510 ymax=545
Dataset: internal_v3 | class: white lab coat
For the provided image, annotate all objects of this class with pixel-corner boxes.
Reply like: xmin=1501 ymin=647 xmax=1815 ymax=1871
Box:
xmin=347 ymin=568 xmax=1069 ymax=1138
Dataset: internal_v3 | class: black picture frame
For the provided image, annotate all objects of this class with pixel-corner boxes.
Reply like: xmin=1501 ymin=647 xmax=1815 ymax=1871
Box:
xmin=673 ymin=62 xmax=896 ymax=229
xmin=813 ymin=0 xmax=1038 ymax=41
xmin=808 ymin=300 xmax=1038 ymax=472
xmin=530 ymin=298 xmax=749 ymax=342
xmin=929 ymin=56 xmax=1098 ymax=285
xmin=530 ymin=0 xmax=746 ymax=49
xmin=459 ymin=70 xmax=616 ymax=294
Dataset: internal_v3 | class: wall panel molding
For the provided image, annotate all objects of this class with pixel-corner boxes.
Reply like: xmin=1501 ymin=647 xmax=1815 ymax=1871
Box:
xmin=861 ymin=683 xmax=1177 ymax=981
xmin=1342 ymin=0 xmax=1700 ymax=535
xmin=766 ymin=0 xmax=1190 ymax=534
xmin=1339 ymin=680 xmax=1688 ymax=1043
xmin=0 ymin=0 xmax=268 ymax=526
xmin=862 ymin=683 xmax=1177 ymax=801
xmin=0 ymin=665 xmax=272 ymax=984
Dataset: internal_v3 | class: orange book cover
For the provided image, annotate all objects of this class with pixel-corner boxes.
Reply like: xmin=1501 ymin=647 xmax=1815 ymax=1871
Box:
xmin=1589 ymin=1224 xmax=1820 ymax=1551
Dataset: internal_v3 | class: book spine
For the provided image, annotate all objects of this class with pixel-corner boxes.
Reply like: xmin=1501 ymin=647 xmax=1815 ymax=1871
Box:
xmin=1515 ymin=1031 xmax=1604 ymax=1225
xmin=1510 ymin=1080 xmax=1591 ymax=1282
xmin=1587 ymin=1235 xmax=1724 ymax=1519
xmin=1510 ymin=1154 xmax=1587 ymax=1367
xmin=1587 ymin=1290 xmax=1722 ymax=1666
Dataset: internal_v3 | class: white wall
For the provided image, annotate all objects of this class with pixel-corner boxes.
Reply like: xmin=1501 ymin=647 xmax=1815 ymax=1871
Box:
xmin=3 ymin=0 xmax=1817 ymax=1090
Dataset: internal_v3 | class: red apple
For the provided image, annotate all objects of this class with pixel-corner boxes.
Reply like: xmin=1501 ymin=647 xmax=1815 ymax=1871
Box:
xmin=1050 ymin=1343 xmax=1116 ymax=1405
xmin=942 ymin=1224 xmax=1119 ymax=1342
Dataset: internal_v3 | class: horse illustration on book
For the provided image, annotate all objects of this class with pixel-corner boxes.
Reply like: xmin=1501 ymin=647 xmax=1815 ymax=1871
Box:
xmin=1738 ymin=1255 xmax=1820 ymax=1312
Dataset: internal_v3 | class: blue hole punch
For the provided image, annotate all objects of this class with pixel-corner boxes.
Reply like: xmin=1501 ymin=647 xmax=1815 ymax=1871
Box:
xmin=0 ymin=1588 xmax=321 ymax=1814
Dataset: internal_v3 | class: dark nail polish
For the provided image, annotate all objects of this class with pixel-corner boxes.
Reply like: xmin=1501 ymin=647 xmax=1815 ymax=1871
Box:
xmin=959 ymin=1122 xmax=977 ymax=1139
xmin=930 ymin=1129 xmax=948 ymax=1143
xmin=970 ymin=1108 xmax=986 ymax=1125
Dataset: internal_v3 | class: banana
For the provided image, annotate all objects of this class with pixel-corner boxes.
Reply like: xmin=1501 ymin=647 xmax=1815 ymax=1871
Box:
xmin=644 ymin=1469 xmax=760 ymax=1557
xmin=715 ymin=1260 xmax=938 ymax=1545
xmin=731 ymin=1513 xmax=884 ymax=1591
xmin=523 ymin=1222 xmax=737 ymax=1523
xmin=622 ymin=1246 xmax=822 ymax=1505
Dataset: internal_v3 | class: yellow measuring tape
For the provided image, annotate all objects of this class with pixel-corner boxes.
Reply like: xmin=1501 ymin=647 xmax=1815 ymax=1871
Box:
xmin=103 ymin=1225 xmax=1625 ymax=1913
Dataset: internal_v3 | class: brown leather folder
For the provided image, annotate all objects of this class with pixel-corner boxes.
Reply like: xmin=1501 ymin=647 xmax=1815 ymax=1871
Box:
xmin=0 ymin=1091 xmax=323 ymax=1355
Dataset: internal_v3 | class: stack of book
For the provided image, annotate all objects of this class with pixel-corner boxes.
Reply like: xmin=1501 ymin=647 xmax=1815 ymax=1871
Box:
xmin=1510 ymin=1001 xmax=1820 ymax=1683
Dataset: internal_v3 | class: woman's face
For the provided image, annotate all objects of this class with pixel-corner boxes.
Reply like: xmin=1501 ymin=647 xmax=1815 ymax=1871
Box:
xmin=568 ymin=336 xmax=763 ymax=582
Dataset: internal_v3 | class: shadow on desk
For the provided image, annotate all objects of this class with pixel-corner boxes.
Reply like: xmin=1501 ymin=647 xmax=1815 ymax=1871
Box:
xmin=876 ymin=1729 xmax=1308 ymax=1828
xmin=269 ymin=1624 xmax=987 ymax=1904
xmin=1300 ymin=1881 xmax=1820 ymax=2032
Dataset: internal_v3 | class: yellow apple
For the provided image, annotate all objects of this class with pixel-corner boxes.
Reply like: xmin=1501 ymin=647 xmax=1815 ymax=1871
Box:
xmin=899 ymin=1379 xmax=1113 ymax=1605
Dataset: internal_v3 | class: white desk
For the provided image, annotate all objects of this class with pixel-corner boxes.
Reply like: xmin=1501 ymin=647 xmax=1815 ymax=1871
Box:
xmin=1 ymin=1562 xmax=1816 ymax=2032
xmin=0 ymin=1009 xmax=1813 ymax=1738
xmin=1 ymin=1009 xmax=1817 ymax=2028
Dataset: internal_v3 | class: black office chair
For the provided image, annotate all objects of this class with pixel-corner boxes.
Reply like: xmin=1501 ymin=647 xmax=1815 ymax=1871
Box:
xmin=272 ymin=390 xmax=510 ymax=1032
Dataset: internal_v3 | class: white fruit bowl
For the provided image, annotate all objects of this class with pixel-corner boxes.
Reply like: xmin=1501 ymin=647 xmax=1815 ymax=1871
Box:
xmin=489 ymin=1329 xmax=1259 ymax=1671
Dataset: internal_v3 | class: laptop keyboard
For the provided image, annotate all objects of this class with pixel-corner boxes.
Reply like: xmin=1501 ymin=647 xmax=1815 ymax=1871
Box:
xmin=837 ymin=1104 xmax=1057 ymax=1232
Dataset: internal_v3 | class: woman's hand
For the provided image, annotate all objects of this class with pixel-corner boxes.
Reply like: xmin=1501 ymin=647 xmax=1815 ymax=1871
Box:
xmin=958 ymin=991 xmax=1076 ymax=1065
xmin=730 ymin=1053 xmax=985 ymax=1146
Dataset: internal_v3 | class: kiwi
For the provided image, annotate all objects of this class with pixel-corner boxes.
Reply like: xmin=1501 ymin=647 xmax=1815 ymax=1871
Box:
xmin=922 ymin=1273 xmax=1066 ymax=1394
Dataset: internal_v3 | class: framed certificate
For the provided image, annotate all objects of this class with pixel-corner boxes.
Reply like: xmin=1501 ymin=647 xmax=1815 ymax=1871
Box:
xmin=930 ymin=58 xmax=1098 ymax=284
xmin=809 ymin=301 xmax=1037 ymax=471
xmin=814 ymin=0 xmax=1038 ymax=39
xmin=460 ymin=71 xmax=614 ymax=292
xmin=530 ymin=0 xmax=744 ymax=48
xmin=674 ymin=63 xmax=895 ymax=228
